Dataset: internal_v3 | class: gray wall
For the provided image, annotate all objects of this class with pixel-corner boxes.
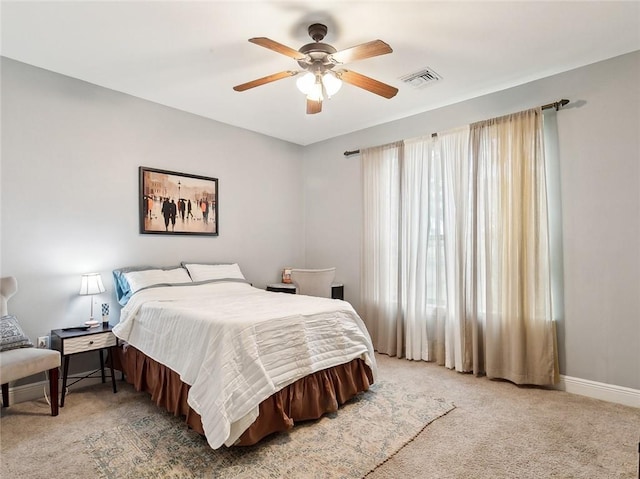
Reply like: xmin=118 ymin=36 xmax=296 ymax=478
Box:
xmin=2 ymin=52 xmax=638 ymax=391
xmin=303 ymin=51 xmax=640 ymax=390
xmin=1 ymin=58 xmax=305 ymax=373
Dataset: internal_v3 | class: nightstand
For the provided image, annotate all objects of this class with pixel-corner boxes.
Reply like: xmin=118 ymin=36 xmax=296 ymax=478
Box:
xmin=266 ymin=282 xmax=345 ymax=300
xmin=50 ymin=324 xmax=118 ymax=407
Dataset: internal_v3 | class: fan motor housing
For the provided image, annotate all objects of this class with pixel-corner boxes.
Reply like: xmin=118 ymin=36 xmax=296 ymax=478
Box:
xmin=297 ymin=43 xmax=337 ymax=70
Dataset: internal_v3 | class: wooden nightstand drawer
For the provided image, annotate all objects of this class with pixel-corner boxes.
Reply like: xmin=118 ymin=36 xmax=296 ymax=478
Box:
xmin=62 ymin=332 xmax=116 ymax=355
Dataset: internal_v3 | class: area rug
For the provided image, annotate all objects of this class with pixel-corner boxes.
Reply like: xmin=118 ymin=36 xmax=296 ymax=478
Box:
xmin=86 ymin=381 xmax=454 ymax=479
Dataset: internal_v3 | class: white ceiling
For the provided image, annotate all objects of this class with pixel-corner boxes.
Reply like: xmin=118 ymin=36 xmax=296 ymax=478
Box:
xmin=2 ymin=1 xmax=639 ymax=146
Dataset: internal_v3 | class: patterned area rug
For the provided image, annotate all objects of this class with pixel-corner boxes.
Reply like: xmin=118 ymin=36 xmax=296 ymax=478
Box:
xmin=86 ymin=381 xmax=454 ymax=479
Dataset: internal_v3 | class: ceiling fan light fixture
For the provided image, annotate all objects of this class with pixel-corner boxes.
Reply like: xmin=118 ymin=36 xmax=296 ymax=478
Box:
xmin=296 ymin=71 xmax=342 ymax=101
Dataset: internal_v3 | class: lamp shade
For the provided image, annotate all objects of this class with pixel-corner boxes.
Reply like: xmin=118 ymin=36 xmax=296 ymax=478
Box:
xmin=79 ymin=273 xmax=105 ymax=296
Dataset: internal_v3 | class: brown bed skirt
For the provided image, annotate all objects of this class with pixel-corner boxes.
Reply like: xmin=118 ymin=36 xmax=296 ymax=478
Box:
xmin=114 ymin=345 xmax=373 ymax=446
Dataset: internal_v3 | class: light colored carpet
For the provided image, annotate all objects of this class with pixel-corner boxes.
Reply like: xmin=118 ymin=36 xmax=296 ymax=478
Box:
xmin=367 ymin=356 xmax=640 ymax=479
xmin=1 ymin=354 xmax=638 ymax=478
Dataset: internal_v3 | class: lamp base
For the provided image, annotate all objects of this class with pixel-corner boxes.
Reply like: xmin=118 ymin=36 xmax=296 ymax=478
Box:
xmin=85 ymin=320 xmax=99 ymax=328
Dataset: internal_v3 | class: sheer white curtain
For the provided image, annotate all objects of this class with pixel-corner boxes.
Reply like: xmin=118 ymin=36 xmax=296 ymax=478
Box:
xmin=360 ymin=108 xmax=558 ymax=386
xmin=439 ymin=127 xmax=472 ymax=371
xmin=361 ymin=131 xmax=468 ymax=363
xmin=361 ymin=141 xmax=402 ymax=356
xmin=400 ymin=136 xmax=446 ymax=361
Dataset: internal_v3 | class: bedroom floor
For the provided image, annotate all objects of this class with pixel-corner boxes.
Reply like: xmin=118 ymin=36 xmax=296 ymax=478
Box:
xmin=1 ymin=353 xmax=638 ymax=478
xmin=367 ymin=355 xmax=639 ymax=479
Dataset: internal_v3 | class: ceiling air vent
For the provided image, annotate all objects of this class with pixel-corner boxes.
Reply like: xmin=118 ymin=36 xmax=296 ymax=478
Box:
xmin=400 ymin=67 xmax=441 ymax=89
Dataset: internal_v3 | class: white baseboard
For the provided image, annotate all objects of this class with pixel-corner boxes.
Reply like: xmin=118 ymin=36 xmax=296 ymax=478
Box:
xmin=7 ymin=371 xmax=639 ymax=409
xmin=557 ymin=375 xmax=640 ymax=408
xmin=4 ymin=370 xmax=110 ymax=406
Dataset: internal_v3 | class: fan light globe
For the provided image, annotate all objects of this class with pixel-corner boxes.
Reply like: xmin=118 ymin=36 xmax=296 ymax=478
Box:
xmin=322 ymin=72 xmax=342 ymax=97
xmin=296 ymin=72 xmax=315 ymax=95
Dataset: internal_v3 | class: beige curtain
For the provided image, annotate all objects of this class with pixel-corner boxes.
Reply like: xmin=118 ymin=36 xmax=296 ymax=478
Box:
xmin=469 ymin=108 xmax=559 ymax=385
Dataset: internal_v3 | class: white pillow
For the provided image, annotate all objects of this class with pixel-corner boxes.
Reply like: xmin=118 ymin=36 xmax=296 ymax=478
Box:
xmin=123 ymin=267 xmax=192 ymax=294
xmin=183 ymin=263 xmax=245 ymax=282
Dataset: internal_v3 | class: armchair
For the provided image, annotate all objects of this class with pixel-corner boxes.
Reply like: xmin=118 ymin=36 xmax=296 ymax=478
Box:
xmin=290 ymin=268 xmax=337 ymax=298
xmin=0 ymin=276 xmax=60 ymax=416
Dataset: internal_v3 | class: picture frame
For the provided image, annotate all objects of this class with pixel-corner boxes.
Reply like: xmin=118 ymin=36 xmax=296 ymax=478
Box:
xmin=139 ymin=166 xmax=218 ymax=236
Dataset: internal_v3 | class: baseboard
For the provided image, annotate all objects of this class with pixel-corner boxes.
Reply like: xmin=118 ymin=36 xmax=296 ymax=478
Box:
xmin=7 ymin=371 xmax=639 ymax=409
xmin=557 ymin=375 xmax=640 ymax=408
xmin=5 ymin=370 xmax=109 ymax=406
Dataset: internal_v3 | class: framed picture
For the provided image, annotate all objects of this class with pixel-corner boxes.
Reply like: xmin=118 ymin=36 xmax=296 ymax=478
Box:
xmin=139 ymin=166 xmax=218 ymax=236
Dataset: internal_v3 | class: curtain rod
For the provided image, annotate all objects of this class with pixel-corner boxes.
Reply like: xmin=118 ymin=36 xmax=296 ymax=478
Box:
xmin=343 ymin=98 xmax=570 ymax=157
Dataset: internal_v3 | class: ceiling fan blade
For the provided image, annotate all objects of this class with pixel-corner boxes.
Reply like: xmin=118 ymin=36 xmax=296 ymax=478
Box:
xmin=306 ymin=98 xmax=322 ymax=114
xmin=329 ymin=40 xmax=392 ymax=64
xmin=249 ymin=37 xmax=306 ymax=60
xmin=337 ymin=69 xmax=398 ymax=99
xmin=233 ymin=71 xmax=298 ymax=92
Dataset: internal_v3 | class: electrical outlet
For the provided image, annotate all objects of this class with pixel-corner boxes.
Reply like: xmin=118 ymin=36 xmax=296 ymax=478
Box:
xmin=37 ymin=336 xmax=49 ymax=349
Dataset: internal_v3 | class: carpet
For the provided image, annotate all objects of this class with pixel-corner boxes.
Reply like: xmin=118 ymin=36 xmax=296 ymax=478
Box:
xmin=86 ymin=380 xmax=454 ymax=479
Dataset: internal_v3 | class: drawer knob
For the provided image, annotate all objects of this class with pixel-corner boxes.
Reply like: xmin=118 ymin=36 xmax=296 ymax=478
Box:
xmin=89 ymin=340 xmax=94 ymax=345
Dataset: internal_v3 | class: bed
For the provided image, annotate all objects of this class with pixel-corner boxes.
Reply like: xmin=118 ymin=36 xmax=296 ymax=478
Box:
xmin=111 ymin=263 xmax=376 ymax=449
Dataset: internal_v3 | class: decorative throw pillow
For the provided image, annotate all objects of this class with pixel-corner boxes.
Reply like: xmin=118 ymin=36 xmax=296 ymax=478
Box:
xmin=0 ymin=315 xmax=34 ymax=351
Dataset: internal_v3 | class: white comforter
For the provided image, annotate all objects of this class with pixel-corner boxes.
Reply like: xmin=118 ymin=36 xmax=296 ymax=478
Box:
xmin=112 ymin=281 xmax=377 ymax=449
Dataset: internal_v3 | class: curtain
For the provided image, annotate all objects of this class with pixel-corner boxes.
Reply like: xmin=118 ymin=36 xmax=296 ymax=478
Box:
xmin=469 ymin=108 xmax=558 ymax=385
xmin=401 ymin=136 xmax=446 ymax=361
xmin=360 ymin=108 xmax=559 ymax=386
xmin=361 ymin=141 xmax=402 ymax=356
xmin=440 ymin=127 xmax=472 ymax=371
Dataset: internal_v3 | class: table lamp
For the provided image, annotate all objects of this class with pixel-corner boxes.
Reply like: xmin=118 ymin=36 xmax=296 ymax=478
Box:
xmin=79 ymin=273 xmax=105 ymax=326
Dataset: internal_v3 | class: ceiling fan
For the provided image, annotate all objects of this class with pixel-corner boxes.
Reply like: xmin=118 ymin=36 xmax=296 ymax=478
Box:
xmin=233 ymin=23 xmax=398 ymax=114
